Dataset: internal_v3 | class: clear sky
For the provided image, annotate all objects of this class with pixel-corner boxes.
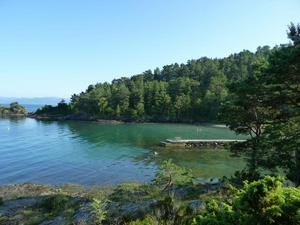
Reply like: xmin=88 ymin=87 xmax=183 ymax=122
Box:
xmin=0 ymin=0 xmax=299 ymax=98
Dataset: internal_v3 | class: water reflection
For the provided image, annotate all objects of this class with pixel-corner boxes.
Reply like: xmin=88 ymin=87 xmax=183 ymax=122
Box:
xmin=63 ymin=121 xmax=245 ymax=178
xmin=0 ymin=118 xmax=245 ymax=185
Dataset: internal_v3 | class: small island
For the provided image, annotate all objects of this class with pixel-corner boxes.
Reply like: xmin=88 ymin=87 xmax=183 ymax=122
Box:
xmin=0 ymin=102 xmax=27 ymax=117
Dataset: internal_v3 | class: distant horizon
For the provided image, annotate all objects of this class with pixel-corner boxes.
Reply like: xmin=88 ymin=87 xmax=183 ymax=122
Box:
xmin=0 ymin=96 xmax=67 ymax=99
xmin=0 ymin=96 xmax=68 ymax=105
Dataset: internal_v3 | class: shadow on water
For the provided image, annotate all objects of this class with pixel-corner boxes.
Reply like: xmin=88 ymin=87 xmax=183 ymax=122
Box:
xmin=64 ymin=121 xmax=246 ymax=178
xmin=137 ymin=147 xmax=246 ymax=178
xmin=64 ymin=121 xmax=246 ymax=147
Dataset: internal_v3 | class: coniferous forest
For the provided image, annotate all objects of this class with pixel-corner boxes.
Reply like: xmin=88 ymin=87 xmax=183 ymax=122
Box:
xmin=37 ymin=45 xmax=272 ymax=122
xmin=4 ymin=23 xmax=299 ymax=225
xmin=35 ymin=23 xmax=300 ymax=186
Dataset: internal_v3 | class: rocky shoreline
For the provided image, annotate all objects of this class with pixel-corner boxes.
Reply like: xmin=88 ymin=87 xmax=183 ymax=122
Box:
xmin=27 ymin=112 xmax=221 ymax=126
xmin=0 ymin=103 xmax=28 ymax=118
xmin=28 ymin=113 xmax=125 ymax=124
xmin=0 ymin=179 xmax=221 ymax=225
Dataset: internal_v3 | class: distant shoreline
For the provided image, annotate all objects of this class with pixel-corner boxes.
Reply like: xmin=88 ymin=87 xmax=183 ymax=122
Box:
xmin=28 ymin=113 xmax=125 ymax=124
xmin=27 ymin=113 xmax=223 ymax=126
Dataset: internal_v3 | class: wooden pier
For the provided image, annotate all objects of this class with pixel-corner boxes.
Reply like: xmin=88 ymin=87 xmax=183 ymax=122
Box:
xmin=160 ymin=139 xmax=245 ymax=148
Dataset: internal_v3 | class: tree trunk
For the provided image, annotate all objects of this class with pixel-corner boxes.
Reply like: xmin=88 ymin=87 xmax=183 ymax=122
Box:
xmin=294 ymin=148 xmax=300 ymax=186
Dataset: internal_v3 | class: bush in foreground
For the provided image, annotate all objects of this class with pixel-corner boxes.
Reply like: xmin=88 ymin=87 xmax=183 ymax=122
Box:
xmin=192 ymin=176 xmax=300 ymax=225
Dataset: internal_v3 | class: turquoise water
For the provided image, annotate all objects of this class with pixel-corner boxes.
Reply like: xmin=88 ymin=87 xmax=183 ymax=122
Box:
xmin=0 ymin=118 xmax=245 ymax=185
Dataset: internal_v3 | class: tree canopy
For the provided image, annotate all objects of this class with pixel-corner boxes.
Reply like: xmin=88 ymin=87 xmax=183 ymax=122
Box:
xmin=192 ymin=176 xmax=300 ymax=225
xmin=219 ymin=23 xmax=300 ymax=185
xmin=36 ymin=47 xmax=272 ymax=122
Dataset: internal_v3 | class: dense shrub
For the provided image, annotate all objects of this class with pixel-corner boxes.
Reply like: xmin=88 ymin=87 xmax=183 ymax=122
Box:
xmin=128 ymin=216 xmax=160 ymax=225
xmin=155 ymin=159 xmax=194 ymax=193
xmin=36 ymin=100 xmax=71 ymax=116
xmin=91 ymin=191 xmax=108 ymax=225
xmin=192 ymin=176 xmax=300 ymax=225
xmin=39 ymin=194 xmax=70 ymax=213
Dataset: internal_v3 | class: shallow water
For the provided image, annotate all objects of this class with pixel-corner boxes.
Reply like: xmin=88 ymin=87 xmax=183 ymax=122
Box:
xmin=0 ymin=118 xmax=245 ymax=185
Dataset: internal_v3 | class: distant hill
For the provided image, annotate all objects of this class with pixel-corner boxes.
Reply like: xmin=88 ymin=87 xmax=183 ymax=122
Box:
xmin=0 ymin=97 xmax=68 ymax=106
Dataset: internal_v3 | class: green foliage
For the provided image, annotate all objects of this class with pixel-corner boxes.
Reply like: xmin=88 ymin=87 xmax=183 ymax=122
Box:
xmin=109 ymin=183 xmax=159 ymax=204
xmin=36 ymin=99 xmax=71 ymax=116
xmin=229 ymin=169 xmax=261 ymax=186
xmin=192 ymin=176 xmax=300 ymax=225
xmin=219 ymin=63 xmax=268 ymax=173
xmin=154 ymin=196 xmax=191 ymax=224
xmin=37 ymin=190 xmax=81 ymax=221
xmin=20 ymin=209 xmax=45 ymax=225
xmin=0 ymin=215 xmax=9 ymax=224
xmin=39 ymin=194 xmax=70 ymax=214
xmin=256 ymin=23 xmax=300 ymax=185
xmin=219 ymin=23 xmax=300 ymax=185
xmin=155 ymin=159 xmax=194 ymax=193
xmin=0 ymin=102 xmax=27 ymax=115
xmin=36 ymin=48 xmax=272 ymax=122
xmin=91 ymin=191 xmax=108 ymax=225
xmin=128 ymin=216 xmax=160 ymax=225
xmin=3 ymin=22 xmax=298 ymax=225
xmin=288 ymin=22 xmax=300 ymax=45
xmin=0 ymin=197 xmax=3 ymax=205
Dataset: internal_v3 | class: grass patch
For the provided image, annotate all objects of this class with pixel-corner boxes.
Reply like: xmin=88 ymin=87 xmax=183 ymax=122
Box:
xmin=39 ymin=194 xmax=70 ymax=213
xmin=109 ymin=183 xmax=160 ymax=203
xmin=128 ymin=216 xmax=161 ymax=225
xmin=60 ymin=184 xmax=86 ymax=196
xmin=25 ymin=217 xmax=45 ymax=225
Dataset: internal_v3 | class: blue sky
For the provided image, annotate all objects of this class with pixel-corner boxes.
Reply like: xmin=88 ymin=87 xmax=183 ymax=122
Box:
xmin=0 ymin=0 xmax=299 ymax=98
